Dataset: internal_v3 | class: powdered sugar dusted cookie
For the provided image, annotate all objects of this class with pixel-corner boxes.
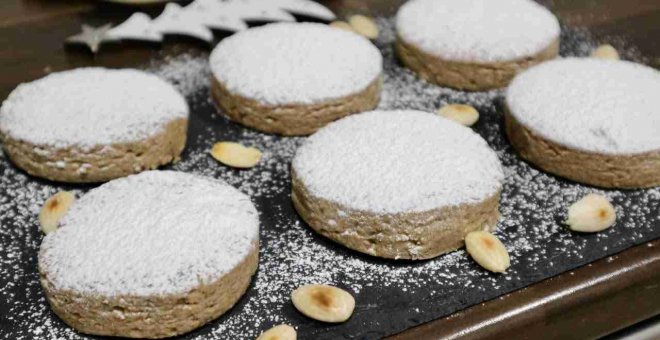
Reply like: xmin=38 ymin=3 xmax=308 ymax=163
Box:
xmin=210 ymin=22 xmax=382 ymax=136
xmin=0 ymin=68 xmax=188 ymax=183
xmin=395 ymin=0 xmax=560 ymax=90
xmin=39 ymin=171 xmax=259 ymax=338
xmin=292 ymin=110 xmax=503 ymax=259
xmin=505 ymin=58 xmax=660 ymax=188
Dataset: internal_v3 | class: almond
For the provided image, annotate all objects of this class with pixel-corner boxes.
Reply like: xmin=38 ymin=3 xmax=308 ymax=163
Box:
xmin=465 ymin=231 xmax=510 ymax=273
xmin=210 ymin=142 xmax=261 ymax=169
xmin=291 ymin=284 xmax=355 ymax=323
xmin=256 ymin=324 xmax=296 ymax=340
xmin=329 ymin=21 xmax=355 ymax=33
xmin=437 ymin=104 xmax=479 ymax=126
xmin=566 ymin=193 xmax=616 ymax=232
xmin=591 ymin=44 xmax=619 ymax=60
xmin=348 ymin=15 xmax=378 ymax=39
xmin=39 ymin=191 xmax=75 ymax=234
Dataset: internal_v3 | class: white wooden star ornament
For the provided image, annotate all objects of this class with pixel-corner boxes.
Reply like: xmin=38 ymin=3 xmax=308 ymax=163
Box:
xmin=65 ymin=0 xmax=336 ymax=53
xmin=66 ymin=24 xmax=118 ymax=53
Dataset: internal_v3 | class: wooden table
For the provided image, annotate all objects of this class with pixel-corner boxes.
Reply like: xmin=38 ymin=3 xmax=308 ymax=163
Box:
xmin=1 ymin=1 xmax=659 ymax=339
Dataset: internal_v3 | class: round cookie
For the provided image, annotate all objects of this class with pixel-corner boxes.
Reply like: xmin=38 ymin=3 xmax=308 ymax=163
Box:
xmin=38 ymin=171 xmax=259 ymax=338
xmin=0 ymin=68 xmax=189 ymax=183
xmin=395 ymin=0 xmax=560 ymax=91
xmin=505 ymin=58 xmax=660 ymax=189
xmin=209 ymin=22 xmax=383 ymax=136
xmin=291 ymin=110 xmax=504 ymax=260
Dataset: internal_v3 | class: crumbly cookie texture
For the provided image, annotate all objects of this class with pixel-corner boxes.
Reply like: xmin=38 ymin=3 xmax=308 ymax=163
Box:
xmin=396 ymin=36 xmax=559 ymax=91
xmin=1 ymin=119 xmax=187 ymax=183
xmin=292 ymin=110 xmax=503 ymax=259
xmin=39 ymin=171 xmax=259 ymax=338
xmin=505 ymin=58 xmax=660 ymax=188
xmin=211 ymin=76 xmax=381 ymax=136
xmin=0 ymin=68 xmax=189 ymax=182
xmin=505 ymin=111 xmax=660 ymax=188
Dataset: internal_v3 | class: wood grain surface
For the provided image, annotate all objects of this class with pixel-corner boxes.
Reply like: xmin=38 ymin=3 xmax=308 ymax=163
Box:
xmin=1 ymin=1 xmax=658 ymax=339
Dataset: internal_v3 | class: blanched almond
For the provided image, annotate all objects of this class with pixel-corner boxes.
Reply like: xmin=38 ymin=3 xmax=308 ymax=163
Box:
xmin=437 ymin=104 xmax=479 ymax=126
xmin=39 ymin=191 xmax=75 ymax=234
xmin=210 ymin=142 xmax=261 ymax=169
xmin=329 ymin=21 xmax=355 ymax=33
xmin=465 ymin=231 xmax=510 ymax=273
xmin=256 ymin=324 xmax=296 ymax=340
xmin=591 ymin=44 xmax=619 ymax=60
xmin=348 ymin=15 xmax=379 ymax=39
xmin=291 ymin=284 xmax=355 ymax=323
xmin=566 ymin=193 xmax=616 ymax=232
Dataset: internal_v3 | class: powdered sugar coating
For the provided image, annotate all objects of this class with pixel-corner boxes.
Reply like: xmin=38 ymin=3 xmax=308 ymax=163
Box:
xmin=39 ymin=170 xmax=259 ymax=296
xmin=209 ymin=22 xmax=382 ymax=105
xmin=3 ymin=20 xmax=660 ymax=339
xmin=506 ymin=58 xmax=660 ymax=155
xmin=292 ymin=110 xmax=503 ymax=214
xmin=0 ymin=68 xmax=189 ymax=149
xmin=396 ymin=0 xmax=560 ymax=63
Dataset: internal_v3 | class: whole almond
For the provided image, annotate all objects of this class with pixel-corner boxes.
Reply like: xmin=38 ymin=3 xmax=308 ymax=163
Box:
xmin=39 ymin=191 xmax=76 ymax=234
xmin=591 ymin=44 xmax=619 ymax=60
xmin=465 ymin=231 xmax=510 ymax=273
xmin=566 ymin=193 xmax=616 ymax=232
xmin=256 ymin=324 xmax=296 ymax=340
xmin=348 ymin=15 xmax=379 ymax=39
xmin=210 ymin=142 xmax=261 ymax=169
xmin=329 ymin=21 xmax=355 ymax=33
xmin=437 ymin=104 xmax=479 ymax=126
xmin=291 ymin=284 xmax=355 ymax=323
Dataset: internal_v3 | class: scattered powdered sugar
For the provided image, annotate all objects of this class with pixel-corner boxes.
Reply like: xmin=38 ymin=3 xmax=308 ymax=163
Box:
xmin=396 ymin=0 xmax=560 ymax=62
xmin=1 ymin=17 xmax=658 ymax=340
xmin=293 ymin=110 xmax=503 ymax=213
xmin=209 ymin=22 xmax=382 ymax=105
xmin=149 ymin=53 xmax=211 ymax=99
xmin=40 ymin=171 xmax=259 ymax=296
xmin=507 ymin=58 xmax=660 ymax=154
xmin=0 ymin=68 xmax=189 ymax=149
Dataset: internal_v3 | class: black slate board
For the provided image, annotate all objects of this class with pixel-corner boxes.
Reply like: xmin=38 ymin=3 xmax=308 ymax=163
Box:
xmin=1 ymin=18 xmax=659 ymax=340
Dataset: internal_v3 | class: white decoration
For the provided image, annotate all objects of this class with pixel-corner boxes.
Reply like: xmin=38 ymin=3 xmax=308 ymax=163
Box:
xmin=151 ymin=3 xmax=214 ymax=42
xmin=187 ymin=0 xmax=249 ymax=32
xmin=69 ymin=0 xmax=336 ymax=50
xmin=107 ymin=13 xmax=162 ymax=41
xmin=265 ymin=0 xmax=336 ymax=21
xmin=223 ymin=0 xmax=297 ymax=22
